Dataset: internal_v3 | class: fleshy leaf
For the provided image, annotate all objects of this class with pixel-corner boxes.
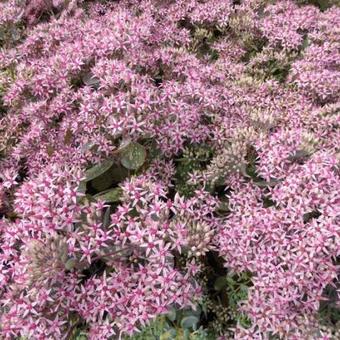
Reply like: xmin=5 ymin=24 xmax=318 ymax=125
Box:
xmin=82 ymin=72 xmax=100 ymax=88
xmin=77 ymin=181 xmax=87 ymax=194
xmin=180 ymin=316 xmax=199 ymax=329
xmin=166 ymin=307 xmax=177 ymax=322
xmin=214 ymin=276 xmax=228 ymax=291
xmin=85 ymin=160 xmax=114 ymax=182
xmin=160 ymin=328 xmax=177 ymax=340
xmin=91 ymin=174 xmax=114 ymax=192
xmin=120 ymin=142 xmax=146 ymax=170
xmin=103 ymin=206 xmax=111 ymax=228
xmin=65 ymin=258 xmax=77 ymax=271
xmin=94 ymin=188 xmax=123 ymax=203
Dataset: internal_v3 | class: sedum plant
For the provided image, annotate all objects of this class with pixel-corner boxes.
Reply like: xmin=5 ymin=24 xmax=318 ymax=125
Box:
xmin=0 ymin=0 xmax=339 ymax=339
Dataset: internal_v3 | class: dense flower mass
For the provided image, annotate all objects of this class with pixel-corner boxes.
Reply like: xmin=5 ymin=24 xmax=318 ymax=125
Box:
xmin=0 ymin=0 xmax=339 ymax=339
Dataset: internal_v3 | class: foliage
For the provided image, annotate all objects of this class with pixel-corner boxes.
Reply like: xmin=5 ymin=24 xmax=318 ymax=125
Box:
xmin=126 ymin=315 xmax=211 ymax=340
xmin=0 ymin=0 xmax=339 ymax=339
xmin=174 ymin=144 xmax=212 ymax=198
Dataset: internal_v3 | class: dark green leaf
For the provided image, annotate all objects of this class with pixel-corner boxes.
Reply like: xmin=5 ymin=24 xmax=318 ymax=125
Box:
xmin=160 ymin=328 xmax=177 ymax=340
xmin=120 ymin=143 xmax=146 ymax=170
xmin=180 ymin=316 xmax=199 ymax=329
xmin=94 ymin=188 xmax=123 ymax=203
xmin=183 ymin=328 xmax=190 ymax=338
xmin=103 ymin=206 xmax=111 ymax=228
xmin=85 ymin=160 xmax=114 ymax=182
xmin=214 ymin=276 xmax=228 ymax=291
xmin=77 ymin=181 xmax=87 ymax=194
xmin=183 ymin=306 xmax=201 ymax=318
xmin=91 ymin=174 xmax=114 ymax=192
xmin=166 ymin=307 xmax=177 ymax=322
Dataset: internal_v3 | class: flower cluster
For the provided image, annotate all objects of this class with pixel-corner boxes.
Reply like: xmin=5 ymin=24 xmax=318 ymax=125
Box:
xmin=1 ymin=165 xmax=209 ymax=338
xmin=0 ymin=0 xmax=339 ymax=339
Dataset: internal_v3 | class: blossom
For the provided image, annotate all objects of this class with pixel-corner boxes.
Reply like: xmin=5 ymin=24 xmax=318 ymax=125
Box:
xmin=1 ymin=0 xmax=339 ymax=338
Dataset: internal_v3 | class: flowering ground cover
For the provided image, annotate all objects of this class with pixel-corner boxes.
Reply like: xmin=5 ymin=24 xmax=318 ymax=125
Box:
xmin=0 ymin=0 xmax=339 ymax=339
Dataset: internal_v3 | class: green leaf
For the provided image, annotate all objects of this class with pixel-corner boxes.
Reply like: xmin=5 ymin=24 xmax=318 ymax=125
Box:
xmin=253 ymin=179 xmax=281 ymax=187
xmin=183 ymin=306 xmax=201 ymax=318
xmin=201 ymin=302 xmax=208 ymax=318
xmin=214 ymin=276 xmax=228 ymax=291
xmin=74 ymin=330 xmax=88 ymax=340
xmin=81 ymin=142 xmax=95 ymax=153
xmin=183 ymin=328 xmax=190 ymax=339
xmin=93 ymin=188 xmax=123 ymax=203
xmin=226 ymin=275 xmax=236 ymax=285
xmin=103 ymin=206 xmax=111 ymax=228
xmin=166 ymin=307 xmax=177 ymax=322
xmin=240 ymin=283 xmax=249 ymax=292
xmin=288 ymin=149 xmax=310 ymax=162
xmin=82 ymin=72 xmax=100 ymax=88
xmin=91 ymin=174 xmax=114 ymax=192
xmin=77 ymin=181 xmax=87 ymax=194
xmin=91 ymin=165 xmax=129 ymax=192
xmin=120 ymin=142 xmax=146 ymax=170
xmin=76 ymin=335 xmax=87 ymax=340
xmin=76 ymin=181 xmax=87 ymax=204
xmin=109 ymin=165 xmax=129 ymax=182
xmin=160 ymin=328 xmax=177 ymax=340
xmin=301 ymin=36 xmax=309 ymax=50
xmin=180 ymin=316 xmax=199 ymax=329
xmin=64 ymin=258 xmax=77 ymax=271
xmin=85 ymin=160 xmax=114 ymax=182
